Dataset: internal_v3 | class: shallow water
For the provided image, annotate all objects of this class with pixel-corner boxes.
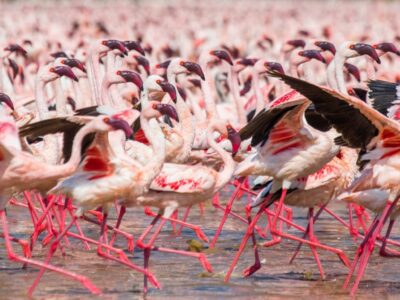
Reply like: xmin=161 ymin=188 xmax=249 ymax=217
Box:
xmin=1 ymin=190 xmax=400 ymax=299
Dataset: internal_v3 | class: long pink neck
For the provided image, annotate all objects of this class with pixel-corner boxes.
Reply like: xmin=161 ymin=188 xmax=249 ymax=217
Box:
xmin=251 ymin=69 xmax=265 ymax=115
xmin=207 ymin=126 xmax=235 ymax=192
xmin=87 ymin=50 xmax=102 ymax=105
xmin=35 ymin=79 xmax=49 ymax=120
xmin=229 ymin=69 xmax=246 ymax=125
xmin=167 ymin=69 xmax=195 ymax=156
xmin=200 ymin=63 xmax=218 ymax=120
xmin=140 ymin=111 xmax=166 ymax=184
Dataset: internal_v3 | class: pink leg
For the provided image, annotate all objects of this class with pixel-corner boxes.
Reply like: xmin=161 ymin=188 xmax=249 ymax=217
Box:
xmin=224 ymin=194 xmax=273 ymax=282
xmin=176 ymin=206 xmax=191 ymax=236
xmin=210 ymin=179 xmax=244 ymax=248
xmin=307 ymin=208 xmax=325 ymax=279
xmin=379 ymin=220 xmax=400 ymax=257
xmin=289 ymin=204 xmax=326 ymax=264
xmin=144 ymin=208 xmax=209 ymax=242
xmin=21 ymin=213 xmax=101 ymax=296
xmin=137 ymin=214 xmax=212 ymax=293
xmin=109 ymin=205 xmax=127 ymax=247
xmin=242 ymin=204 xmax=266 ymax=277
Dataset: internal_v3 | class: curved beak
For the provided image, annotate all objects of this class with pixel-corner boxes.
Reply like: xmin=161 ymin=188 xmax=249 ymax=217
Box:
xmin=237 ymin=58 xmax=258 ymax=67
xmin=67 ymin=96 xmax=77 ymax=111
xmin=188 ymin=78 xmax=202 ymax=88
xmin=107 ymin=118 xmax=133 ymax=138
xmin=227 ymin=125 xmax=241 ymax=157
xmin=315 ymin=41 xmax=336 ymax=55
xmin=0 ymin=93 xmax=14 ymax=111
xmin=154 ymin=103 xmax=179 ymax=122
xmin=352 ymin=43 xmax=381 ymax=64
xmin=240 ymin=76 xmax=252 ymax=96
xmin=158 ymin=81 xmax=177 ymax=102
xmin=286 ymin=39 xmax=306 ymax=49
xmin=8 ymin=59 xmax=19 ymax=80
xmin=298 ymin=50 xmax=326 ymax=64
xmin=134 ymin=56 xmax=150 ymax=75
xmin=117 ymin=71 xmax=143 ymax=91
xmin=265 ymin=62 xmax=285 ymax=74
xmin=210 ymin=50 xmax=234 ymax=65
xmin=51 ymin=66 xmax=79 ymax=82
xmin=51 ymin=51 xmax=69 ymax=59
xmin=344 ymin=63 xmax=361 ymax=82
xmin=103 ymin=40 xmax=128 ymax=56
xmin=124 ymin=40 xmax=145 ymax=56
xmin=62 ymin=58 xmax=87 ymax=73
xmin=155 ymin=60 xmax=171 ymax=69
xmin=373 ymin=42 xmax=400 ymax=56
xmin=4 ymin=44 xmax=27 ymax=57
xmin=182 ymin=62 xmax=205 ymax=80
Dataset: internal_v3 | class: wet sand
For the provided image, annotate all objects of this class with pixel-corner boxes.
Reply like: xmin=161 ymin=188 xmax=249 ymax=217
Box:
xmin=1 ymin=189 xmax=399 ymax=299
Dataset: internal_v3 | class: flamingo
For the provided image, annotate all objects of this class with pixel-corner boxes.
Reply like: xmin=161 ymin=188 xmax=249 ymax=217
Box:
xmin=270 ymin=70 xmax=400 ymax=295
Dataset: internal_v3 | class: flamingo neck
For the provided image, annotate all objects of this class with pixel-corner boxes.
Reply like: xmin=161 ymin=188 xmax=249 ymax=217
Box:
xmin=229 ymin=69 xmax=246 ymax=125
xmin=200 ymin=63 xmax=218 ymax=120
xmin=167 ymin=70 xmax=195 ymax=155
xmin=326 ymin=60 xmax=338 ymax=89
xmin=334 ymin=55 xmax=348 ymax=95
xmin=87 ymin=49 xmax=102 ymax=105
xmin=140 ymin=111 xmax=166 ymax=183
xmin=55 ymin=79 xmax=67 ymax=115
xmin=251 ymin=69 xmax=264 ymax=115
xmin=207 ymin=126 xmax=235 ymax=192
xmin=35 ymin=79 xmax=49 ymax=120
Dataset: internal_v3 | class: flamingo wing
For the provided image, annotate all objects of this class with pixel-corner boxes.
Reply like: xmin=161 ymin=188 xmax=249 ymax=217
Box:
xmin=150 ymin=163 xmax=215 ymax=193
xmin=269 ymin=71 xmax=400 ymax=150
xmin=240 ymin=98 xmax=309 ymax=147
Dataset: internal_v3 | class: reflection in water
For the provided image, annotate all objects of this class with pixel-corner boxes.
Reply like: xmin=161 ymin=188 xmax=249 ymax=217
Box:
xmin=1 ymin=189 xmax=400 ymax=299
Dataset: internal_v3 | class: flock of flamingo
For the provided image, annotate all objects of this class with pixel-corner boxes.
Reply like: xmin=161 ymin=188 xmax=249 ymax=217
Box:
xmin=1 ymin=0 xmax=400 ymax=297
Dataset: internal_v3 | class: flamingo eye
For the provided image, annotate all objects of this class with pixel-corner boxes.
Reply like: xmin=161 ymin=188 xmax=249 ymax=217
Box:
xmin=179 ymin=61 xmax=184 ymax=66
xmin=102 ymin=40 xmax=107 ymax=45
xmin=49 ymin=67 xmax=55 ymax=72
xmin=156 ymin=79 xmax=161 ymax=84
xmin=104 ymin=117 xmax=110 ymax=123
xmin=116 ymin=71 xmax=121 ymax=75
xmin=349 ymin=44 xmax=355 ymax=50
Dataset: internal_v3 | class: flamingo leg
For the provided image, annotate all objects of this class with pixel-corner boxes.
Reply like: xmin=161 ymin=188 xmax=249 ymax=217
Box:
xmin=289 ymin=204 xmax=326 ymax=264
xmin=25 ymin=214 xmax=101 ymax=296
xmin=137 ymin=213 xmax=212 ymax=293
xmin=379 ymin=220 xmax=400 ymax=257
xmin=176 ymin=206 xmax=191 ymax=236
xmin=210 ymin=178 xmax=244 ymax=248
xmin=109 ymin=205 xmax=127 ymax=248
xmin=224 ymin=194 xmax=274 ymax=282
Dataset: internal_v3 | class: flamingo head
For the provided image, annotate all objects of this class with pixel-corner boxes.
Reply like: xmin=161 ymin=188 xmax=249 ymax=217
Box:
xmin=61 ymin=58 xmax=86 ymax=73
xmin=210 ymin=50 xmax=234 ymax=66
xmin=4 ymin=43 xmax=27 ymax=57
xmin=283 ymin=39 xmax=305 ymax=52
xmin=152 ymin=103 xmax=179 ymax=122
xmin=315 ymin=41 xmax=336 ymax=55
xmin=51 ymin=51 xmax=69 ymax=59
xmin=133 ymin=55 xmax=150 ymax=75
xmin=344 ymin=63 xmax=361 ymax=82
xmin=116 ymin=70 xmax=143 ymax=91
xmin=124 ymin=40 xmax=145 ymax=56
xmin=298 ymin=50 xmax=326 ymax=64
xmin=156 ymin=79 xmax=177 ymax=102
xmin=343 ymin=42 xmax=381 ymax=63
xmin=373 ymin=42 xmax=400 ymax=56
xmin=156 ymin=58 xmax=205 ymax=80
xmin=227 ymin=124 xmax=241 ymax=157
xmin=49 ymin=66 xmax=79 ymax=82
xmin=103 ymin=117 xmax=133 ymax=138
xmin=0 ymin=93 xmax=14 ymax=111
xmin=101 ymin=40 xmax=128 ymax=56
